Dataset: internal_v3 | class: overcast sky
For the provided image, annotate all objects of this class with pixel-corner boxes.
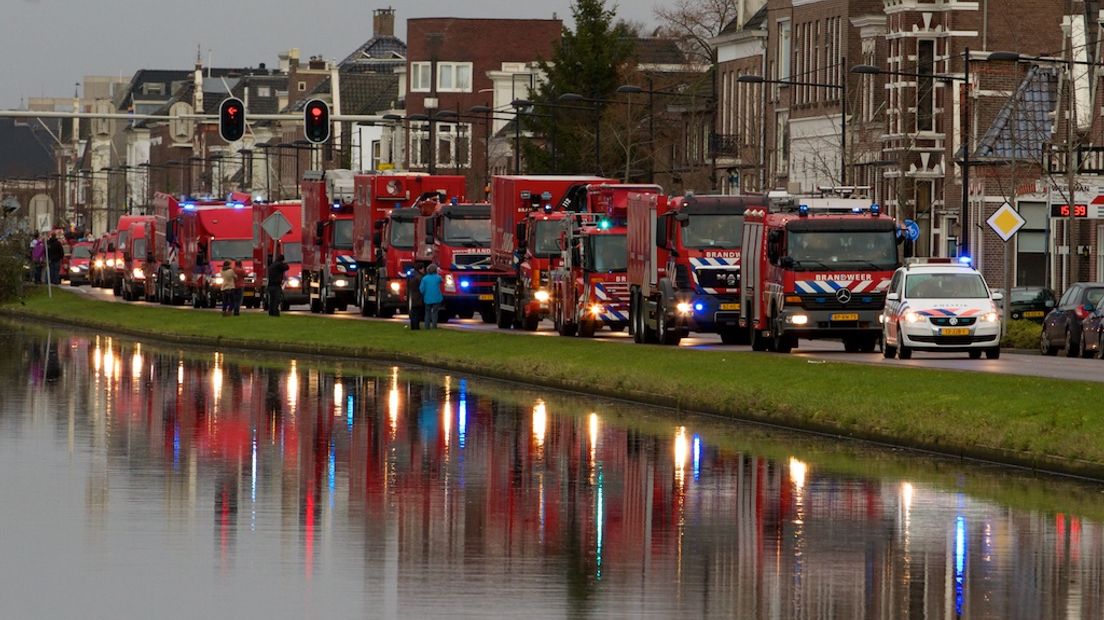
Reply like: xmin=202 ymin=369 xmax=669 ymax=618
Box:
xmin=2 ymin=0 xmax=660 ymax=109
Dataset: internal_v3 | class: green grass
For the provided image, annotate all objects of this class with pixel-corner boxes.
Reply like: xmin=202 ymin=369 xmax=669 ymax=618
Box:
xmin=6 ymin=287 xmax=1104 ymax=477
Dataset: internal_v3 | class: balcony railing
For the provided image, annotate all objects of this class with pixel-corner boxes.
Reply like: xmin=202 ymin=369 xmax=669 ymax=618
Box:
xmin=710 ymin=133 xmax=747 ymax=157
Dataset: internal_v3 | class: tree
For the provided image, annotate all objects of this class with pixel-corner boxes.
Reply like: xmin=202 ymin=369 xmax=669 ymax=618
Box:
xmin=521 ymin=0 xmax=636 ymax=175
xmin=654 ymin=0 xmax=751 ymax=65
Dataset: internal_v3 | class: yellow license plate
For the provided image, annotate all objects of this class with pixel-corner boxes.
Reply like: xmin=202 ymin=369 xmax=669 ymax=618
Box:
xmin=478 ymin=294 xmax=493 ymax=301
xmin=719 ymin=303 xmax=740 ymax=311
xmin=941 ymin=327 xmax=970 ymax=336
xmin=831 ymin=313 xmax=859 ymax=321
xmin=1024 ymin=310 xmax=1044 ymax=318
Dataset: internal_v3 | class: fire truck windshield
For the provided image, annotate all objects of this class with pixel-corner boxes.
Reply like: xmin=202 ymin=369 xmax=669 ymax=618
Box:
xmin=210 ymin=239 xmax=254 ymax=260
xmin=531 ymin=220 xmax=561 ymax=257
xmin=682 ymin=214 xmax=744 ymax=248
xmin=585 ymin=235 xmax=628 ymax=272
xmin=281 ymin=242 xmax=303 ymax=263
xmin=390 ymin=221 xmax=415 ymax=249
xmin=131 ymin=238 xmax=147 ymax=258
xmin=333 ymin=220 xmax=354 ymax=250
xmin=443 ymin=217 xmax=492 ymax=246
xmin=786 ymin=230 xmax=897 ymax=270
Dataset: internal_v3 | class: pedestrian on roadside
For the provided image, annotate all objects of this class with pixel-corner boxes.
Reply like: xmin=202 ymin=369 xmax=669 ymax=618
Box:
xmin=266 ymin=254 xmax=289 ymax=317
xmin=419 ymin=264 xmax=444 ymax=329
xmin=407 ymin=263 xmax=425 ymax=330
xmin=232 ymin=260 xmax=247 ymax=316
xmin=31 ymin=234 xmax=45 ymax=284
xmin=47 ymin=234 xmax=64 ymax=285
xmin=219 ymin=260 xmax=237 ymax=316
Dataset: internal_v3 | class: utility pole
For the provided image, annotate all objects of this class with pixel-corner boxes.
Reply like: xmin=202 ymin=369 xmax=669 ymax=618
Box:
xmin=1065 ymin=22 xmax=1078 ymax=291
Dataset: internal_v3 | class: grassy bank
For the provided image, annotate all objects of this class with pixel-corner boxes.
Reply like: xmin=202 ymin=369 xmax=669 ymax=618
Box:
xmin=5 ymin=288 xmax=1104 ymax=477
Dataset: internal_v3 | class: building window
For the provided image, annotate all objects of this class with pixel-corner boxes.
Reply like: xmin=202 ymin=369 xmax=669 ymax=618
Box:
xmin=778 ymin=20 xmax=792 ymax=81
xmin=411 ymin=62 xmax=432 ymax=92
xmin=409 ymin=122 xmax=431 ymax=167
xmin=298 ymin=81 xmax=307 ymax=92
xmin=142 ymin=83 xmax=164 ymax=96
xmin=1018 ymin=202 xmax=1047 ymax=285
xmin=435 ymin=123 xmax=472 ymax=168
xmin=776 ymin=110 xmax=789 ymax=175
xmin=257 ymin=86 xmax=271 ymax=98
xmin=437 ymin=62 xmax=473 ymax=93
xmin=917 ymin=40 xmax=935 ymax=132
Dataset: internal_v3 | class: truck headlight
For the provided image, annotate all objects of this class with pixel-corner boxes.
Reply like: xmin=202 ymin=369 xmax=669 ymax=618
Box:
xmin=444 ymin=274 xmax=455 ymax=292
xmin=675 ymin=302 xmax=692 ymax=315
xmin=70 ymin=266 xmax=81 ymax=273
xmin=213 ymin=275 xmax=224 ymax=286
xmin=132 ymin=267 xmax=145 ymax=279
xmin=334 ymin=279 xmax=348 ymax=288
xmin=390 ymin=281 xmax=402 ymax=293
xmin=534 ymin=290 xmax=550 ymax=303
xmin=980 ymin=312 xmax=999 ymax=323
xmin=94 ymin=259 xmax=104 ymax=268
xmin=590 ymin=303 xmax=603 ymax=316
xmin=106 ymin=258 xmax=116 ymax=267
xmin=790 ymin=314 xmax=809 ymax=325
xmin=286 ymin=277 xmax=301 ymax=288
xmin=179 ymin=273 xmax=186 ymax=282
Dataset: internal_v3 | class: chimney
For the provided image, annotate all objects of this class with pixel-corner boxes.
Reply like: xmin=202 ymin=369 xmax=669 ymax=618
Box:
xmin=374 ymin=8 xmax=395 ymax=37
xmin=289 ymin=48 xmax=300 ymax=70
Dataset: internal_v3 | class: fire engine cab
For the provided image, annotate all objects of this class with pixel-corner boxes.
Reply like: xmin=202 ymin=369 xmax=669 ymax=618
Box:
xmin=740 ymin=202 xmax=900 ymax=353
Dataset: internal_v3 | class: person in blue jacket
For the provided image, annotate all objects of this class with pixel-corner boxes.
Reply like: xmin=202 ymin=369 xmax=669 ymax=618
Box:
xmin=419 ymin=264 xmax=444 ymax=329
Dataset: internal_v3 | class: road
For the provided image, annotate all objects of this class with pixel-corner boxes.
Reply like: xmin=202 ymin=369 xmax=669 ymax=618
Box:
xmin=67 ymin=284 xmax=1104 ymax=383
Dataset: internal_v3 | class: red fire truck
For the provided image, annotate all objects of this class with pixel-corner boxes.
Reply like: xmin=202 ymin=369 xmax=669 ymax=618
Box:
xmin=740 ymin=202 xmax=900 ymax=353
xmin=414 ymin=196 xmax=502 ymax=322
xmin=178 ymin=200 xmax=255 ymax=308
xmin=490 ymin=175 xmax=611 ymax=330
xmin=119 ymin=218 xmax=159 ymax=302
xmin=302 ymin=170 xmax=357 ymax=314
xmin=352 ymin=173 xmax=466 ymax=318
xmin=90 ymin=232 xmax=116 ymax=288
xmin=627 ymin=193 xmax=767 ymax=345
xmin=111 ymin=215 xmax=154 ymax=297
xmin=549 ymin=184 xmax=642 ymax=337
xmin=252 ymin=200 xmax=305 ymax=311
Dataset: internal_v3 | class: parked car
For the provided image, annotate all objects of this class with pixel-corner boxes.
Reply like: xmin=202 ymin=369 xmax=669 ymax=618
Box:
xmin=993 ymin=287 xmax=1056 ymax=321
xmin=1039 ymin=282 xmax=1104 ymax=357
xmin=1077 ymin=305 xmax=1104 ymax=359
xmin=67 ymin=241 xmax=94 ymax=285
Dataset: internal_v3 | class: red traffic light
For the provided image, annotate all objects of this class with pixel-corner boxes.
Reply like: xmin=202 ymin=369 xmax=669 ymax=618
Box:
xmin=219 ymin=97 xmax=246 ymax=142
xmin=303 ymin=99 xmax=330 ymax=144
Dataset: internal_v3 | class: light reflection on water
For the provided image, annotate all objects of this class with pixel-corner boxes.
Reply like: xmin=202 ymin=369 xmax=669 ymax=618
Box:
xmin=2 ymin=326 xmax=1104 ymax=619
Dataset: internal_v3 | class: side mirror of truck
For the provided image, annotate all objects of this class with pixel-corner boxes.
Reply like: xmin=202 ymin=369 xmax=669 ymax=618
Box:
xmin=315 ymin=222 xmax=324 ymax=241
xmin=674 ymin=212 xmax=689 ymax=223
xmin=516 ymin=222 xmax=527 ymax=247
xmin=780 ymin=256 xmax=795 ymax=268
xmin=656 ymin=218 xmax=669 ymax=250
xmin=374 ymin=220 xmax=385 ymax=231
xmin=425 ymin=219 xmax=435 ymax=243
xmin=372 ymin=231 xmax=382 ymax=247
xmin=146 ymin=252 xmax=154 ymax=263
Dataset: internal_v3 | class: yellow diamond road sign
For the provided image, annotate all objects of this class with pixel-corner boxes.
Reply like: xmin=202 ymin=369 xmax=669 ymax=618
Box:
xmin=986 ymin=202 xmax=1026 ymax=242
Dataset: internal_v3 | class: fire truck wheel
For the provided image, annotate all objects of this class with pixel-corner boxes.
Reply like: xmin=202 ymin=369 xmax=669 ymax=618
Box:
xmin=719 ymin=329 xmax=747 ymax=345
xmin=771 ymin=314 xmax=793 ymax=353
xmin=555 ymin=313 xmax=576 ymax=337
xmin=191 ymin=293 xmax=201 ymax=309
xmin=281 ymin=301 xmax=291 ymax=312
xmin=113 ymin=279 xmax=122 ymax=297
xmin=479 ymin=307 xmax=497 ymax=324
xmin=578 ymin=320 xmax=596 ymax=338
xmin=657 ymin=306 xmax=682 ymax=346
xmin=521 ymin=313 xmax=540 ymax=331
xmin=378 ymin=305 xmax=396 ymax=319
xmin=751 ymin=328 xmax=769 ymax=351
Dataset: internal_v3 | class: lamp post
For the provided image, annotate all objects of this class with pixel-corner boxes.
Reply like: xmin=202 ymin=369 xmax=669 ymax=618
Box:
xmin=738 ymin=66 xmax=848 ymax=187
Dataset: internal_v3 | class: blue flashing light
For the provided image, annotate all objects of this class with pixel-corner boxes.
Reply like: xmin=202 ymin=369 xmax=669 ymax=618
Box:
xmin=181 ymin=202 xmax=197 ymax=211
xmin=331 ymin=201 xmax=341 ymax=210
xmin=870 ymin=203 xmax=880 ymax=216
xmin=798 ymin=204 xmax=809 ymax=216
xmin=229 ymin=202 xmax=245 ymax=209
xmin=851 ymin=207 xmax=862 ymax=214
xmin=451 ymin=197 xmax=459 ymax=205
xmin=460 ymin=279 xmax=471 ymax=289
xmin=958 ymin=255 xmax=972 ymax=265
xmin=693 ymin=302 xmax=704 ymax=312
xmin=543 ymin=203 xmax=553 ymax=213
xmin=598 ymin=219 xmax=612 ymax=230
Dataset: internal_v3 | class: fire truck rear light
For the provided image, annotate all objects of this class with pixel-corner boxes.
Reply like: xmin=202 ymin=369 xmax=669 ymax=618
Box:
xmin=790 ymin=314 xmax=809 ymax=325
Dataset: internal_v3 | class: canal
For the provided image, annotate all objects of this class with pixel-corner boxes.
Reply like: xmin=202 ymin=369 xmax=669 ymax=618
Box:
xmin=2 ymin=323 xmax=1103 ymax=619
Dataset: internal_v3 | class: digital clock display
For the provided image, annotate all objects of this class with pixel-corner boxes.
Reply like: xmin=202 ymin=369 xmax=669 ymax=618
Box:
xmin=1050 ymin=204 xmax=1088 ymax=218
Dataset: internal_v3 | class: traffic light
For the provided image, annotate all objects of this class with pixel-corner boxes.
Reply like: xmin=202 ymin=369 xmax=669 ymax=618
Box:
xmin=218 ymin=97 xmax=246 ymax=142
xmin=303 ymin=99 xmax=330 ymax=144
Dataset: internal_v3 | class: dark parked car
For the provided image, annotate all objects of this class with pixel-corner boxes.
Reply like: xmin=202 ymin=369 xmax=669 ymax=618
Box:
xmin=1078 ymin=305 xmax=1104 ymax=359
xmin=1040 ymin=282 xmax=1104 ymax=357
xmin=998 ymin=287 xmax=1056 ymax=321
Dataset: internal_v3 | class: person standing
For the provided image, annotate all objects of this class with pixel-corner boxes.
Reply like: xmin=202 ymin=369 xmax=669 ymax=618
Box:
xmin=232 ymin=260 xmax=247 ymax=316
xmin=266 ymin=254 xmax=289 ymax=317
xmin=47 ymin=234 xmax=64 ymax=285
xmin=219 ymin=260 xmax=237 ymax=316
xmin=419 ymin=264 xmax=444 ymax=329
xmin=407 ymin=264 xmax=425 ymax=330
xmin=31 ymin=235 xmax=45 ymax=284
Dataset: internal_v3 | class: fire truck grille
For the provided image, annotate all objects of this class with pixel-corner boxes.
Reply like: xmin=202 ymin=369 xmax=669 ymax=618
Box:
xmin=695 ymin=268 xmax=740 ymax=290
xmin=452 ymin=254 xmax=493 ymax=269
xmin=799 ymin=294 xmax=884 ymax=311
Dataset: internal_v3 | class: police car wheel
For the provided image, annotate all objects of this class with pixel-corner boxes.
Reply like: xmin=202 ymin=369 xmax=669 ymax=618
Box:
xmin=968 ymin=350 xmax=982 ymax=360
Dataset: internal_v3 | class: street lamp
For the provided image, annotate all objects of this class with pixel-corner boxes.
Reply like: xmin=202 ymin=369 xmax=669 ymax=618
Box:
xmin=738 ymin=71 xmax=848 ymax=188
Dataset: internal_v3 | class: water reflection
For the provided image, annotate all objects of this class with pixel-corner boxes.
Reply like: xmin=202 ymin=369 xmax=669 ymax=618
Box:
xmin=3 ymin=326 xmax=1104 ymax=618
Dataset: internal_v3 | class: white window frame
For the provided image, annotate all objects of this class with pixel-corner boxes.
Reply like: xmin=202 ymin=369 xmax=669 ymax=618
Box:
xmin=434 ymin=122 xmax=473 ymax=168
xmin=409 ymin=122 xmax=431 ymax=167
xmin=411 ymin=62 xmax=432 ymax=93
xmin=436 ymin=62 xmax=473 ymax=93
xmin=778 ymin=20 xmax=792 ymax=81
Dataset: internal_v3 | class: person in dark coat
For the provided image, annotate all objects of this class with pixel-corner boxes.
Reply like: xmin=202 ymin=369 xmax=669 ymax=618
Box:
xmin=47 ymin=234 xmax=64 ymax=285
xmin=407 ymin=264 xmax=425 ymax=330
xmin=266 ymin=254 xmax=289 ymax=317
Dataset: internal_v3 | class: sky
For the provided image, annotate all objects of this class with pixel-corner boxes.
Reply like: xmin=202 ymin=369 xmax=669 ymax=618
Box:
xmin=1 ymin=0 xmax=660 ymax=109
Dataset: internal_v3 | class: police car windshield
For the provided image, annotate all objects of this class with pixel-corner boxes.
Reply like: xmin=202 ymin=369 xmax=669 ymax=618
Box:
xmin=281 ymin=242 xmax=303 ymax=263
xmin=443 ymin=217 xmax=492 ymax=246
xmin=332 ymin=220 xmax=354 ymax=250
xmin=682 ymin=214 xmax=744 ymax=248
xmin=905 ymin=273 xmax=989 ymax=299
xmin=389 ymin=221 xmax=415 ymax=249
xmin=531 ymin=220 xmax=561 ymax=257
xmin=586 ymin=235 xmax=627 ymax=272
xmin=210 ymin=239 xmax=254 ymax=260
xmin=787 ymin=231 xmax=897 ymax=270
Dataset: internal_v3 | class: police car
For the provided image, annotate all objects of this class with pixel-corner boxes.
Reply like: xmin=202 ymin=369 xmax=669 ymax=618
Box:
xmin=881 ymin=258 xmax=1003 ymax=360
